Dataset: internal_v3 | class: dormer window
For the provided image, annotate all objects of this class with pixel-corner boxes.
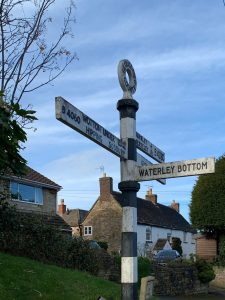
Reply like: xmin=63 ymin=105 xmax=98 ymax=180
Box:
xmin=10 ymin=181 xmax=43 ymax=205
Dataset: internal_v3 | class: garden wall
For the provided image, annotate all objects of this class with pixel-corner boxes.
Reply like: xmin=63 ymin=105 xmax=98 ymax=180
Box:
xmin=210 ymin=266 xmax=225 ymax=289
xmin=153 ymin=264 xmax=208 ymax=296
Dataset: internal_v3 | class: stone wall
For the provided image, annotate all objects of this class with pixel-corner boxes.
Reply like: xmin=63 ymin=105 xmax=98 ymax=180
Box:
xmin=210 ymin=266 xmax=225 ymax=289
xmin=153 ymin=264 xmax=208 ymax=296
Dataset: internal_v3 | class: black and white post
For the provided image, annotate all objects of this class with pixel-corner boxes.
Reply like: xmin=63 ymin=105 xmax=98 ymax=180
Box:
xmin=117 ymin=60 xmax=140 ymax=300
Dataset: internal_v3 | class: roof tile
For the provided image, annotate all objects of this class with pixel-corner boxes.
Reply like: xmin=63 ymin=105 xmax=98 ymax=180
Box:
xmin=112 ymin=192 xmax=195 ymax=233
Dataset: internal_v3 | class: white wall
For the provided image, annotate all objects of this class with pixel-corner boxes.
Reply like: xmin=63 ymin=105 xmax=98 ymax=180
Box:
xmin=137 ymin=224 xmax=195 ymax=258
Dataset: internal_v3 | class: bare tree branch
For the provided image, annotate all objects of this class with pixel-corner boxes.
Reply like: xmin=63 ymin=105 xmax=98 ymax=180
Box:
xmin=0 ymin=0 xmax=77 ymax=105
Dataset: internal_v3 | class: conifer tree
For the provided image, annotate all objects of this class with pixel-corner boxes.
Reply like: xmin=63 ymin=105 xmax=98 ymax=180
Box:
xmin=190 ymin=155 xmax=225 ymax=251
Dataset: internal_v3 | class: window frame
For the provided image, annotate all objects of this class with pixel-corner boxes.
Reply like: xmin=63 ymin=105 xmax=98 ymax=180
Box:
xmin=183 ymin=231 xmax=187 ymax=243
xmin=84 ymin=226 xmax=92 ymax=236
xmin=167 ymin=232 xmax=172 ymax=243
xmin=146 ymin=226 xmax=152 ymax=242
xmin=10 ymin=181 xmax=43 ymax=205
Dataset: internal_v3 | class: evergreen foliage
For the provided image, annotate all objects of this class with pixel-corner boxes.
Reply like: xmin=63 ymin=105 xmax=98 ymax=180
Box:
xmin=97 ymin=241 xmax=108 ymax=250
xmin=138 ymin=256 xmax=153 ymax=287
xmin=217 ymin=234 xmax=225 ymax=265
xmin=0 ymin=198 xmax=99 ymax=275
xmin=171 ymin=237 xmax=183 ymax=256
xmin=190 ymin=155 xmax=225 ymax=238
xmin=0 ymin=91 xmax=37 ymax=176
xmin=195 ymin=258 xmax=215 ymax=283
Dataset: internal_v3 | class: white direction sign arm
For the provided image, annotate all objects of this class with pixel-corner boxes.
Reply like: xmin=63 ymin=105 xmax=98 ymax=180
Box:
xmin=137 ymin=153 xmax=166 ymax=185
xmin=135 ymin=157 xmax=215 ymax=182
xmin=55 ymin=97 xmax=128 ymax=159
xmin=136 ymin=131 xmax=165 ymax=163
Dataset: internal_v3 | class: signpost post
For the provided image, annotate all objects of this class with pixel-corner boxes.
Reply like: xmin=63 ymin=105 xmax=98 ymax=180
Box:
xmin=55 ymin=59 xmax=215 ymax=300
xmin=117 ymin=59 xmax=140 ymax=299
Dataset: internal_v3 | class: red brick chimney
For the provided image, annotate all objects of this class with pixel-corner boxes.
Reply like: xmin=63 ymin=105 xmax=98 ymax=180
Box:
xmin=58 ymin=199 xmax=66 ymax=215
xmin=145 ymin=188 xmax=157 ymax=205
xmin=170 ymin=200 xmax=180 ymax=213
xmin=99 ymin=173 xmax=113 ymax=201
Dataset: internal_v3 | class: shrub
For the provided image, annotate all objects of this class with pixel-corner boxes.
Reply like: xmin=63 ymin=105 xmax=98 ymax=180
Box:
xmin=66 ymin=238 xmax=99 ymax=274
xmin=195 ymin=258 xmax=215 ymax=283
xmin=97 ymin=241 xmax=108 ymax=250
xmin=112 ymin=254 xmax=153 ymax=287
xmin=112 ymin=252 xmax=121 ymax=269
xmin=138 ymin=257 xmax=153 ymax=287
xmin=171 ymin=237 xmax=183 ymax=256
xmin=167 ymin=259 xmax=193 ymax=268
xmin=217 ymin=235 xmax=225 ymax=265
xmin=0 ymin=198 xmax=99 ymax=275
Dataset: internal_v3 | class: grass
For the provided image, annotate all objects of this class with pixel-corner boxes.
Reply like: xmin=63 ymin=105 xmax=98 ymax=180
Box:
xmin=0 ymin=251 xmax=120 ymax=300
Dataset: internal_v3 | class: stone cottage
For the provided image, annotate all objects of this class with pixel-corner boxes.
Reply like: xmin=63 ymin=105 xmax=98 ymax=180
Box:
xmin=82 ymin=174 xmax=196 ymax=257
xmin=58 ymin=199 xmax=88 ymax=236
xmin=0 ymin=166 xmax=72 ymax=233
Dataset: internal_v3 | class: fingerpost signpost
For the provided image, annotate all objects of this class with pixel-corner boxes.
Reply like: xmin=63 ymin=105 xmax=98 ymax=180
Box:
xmin=55 ymin=59 xmax=215 ymax=300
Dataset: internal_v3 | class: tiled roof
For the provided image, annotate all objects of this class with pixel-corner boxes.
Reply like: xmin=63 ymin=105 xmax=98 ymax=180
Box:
xmin=61 ymin=209 xmax=88 ymax=227
xmin=112 ymin=191 xmax=195 ymax=233
xmin=3 ymin=166 xmax=61 ymax=190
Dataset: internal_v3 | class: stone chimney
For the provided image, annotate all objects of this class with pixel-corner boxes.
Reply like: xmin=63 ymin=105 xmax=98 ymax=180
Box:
xmin=99 ymin=173 xmax=113 ymax=201
xmin=170 ymin=200 xmax=180 ymax=213
xmin=58 ymin=199 xmax=66 ymax=215
xmin=145 ymin=188 xmax=157 ymax=205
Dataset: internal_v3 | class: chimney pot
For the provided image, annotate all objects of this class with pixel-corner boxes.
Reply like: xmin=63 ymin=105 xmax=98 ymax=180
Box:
xmin=99 ymin=176 xmax=113 ymax=201
xmin=58 ymin=199 xmax=66 ymax=215
xmin=171 ymin=200 xmax=180 ymax=213
xmin=145 ymin=189 xmax=157 ymax=205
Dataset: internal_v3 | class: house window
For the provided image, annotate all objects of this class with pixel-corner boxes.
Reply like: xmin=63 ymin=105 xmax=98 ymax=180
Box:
xmin=10 ymin=181 xmax=43 ymax=205
xmin=183 ymin=232 xmax=187 ymax=243
xmin=167 ymin=233 xmax=172 ymax=243
xmin=84 ymin=226 xmax=92 ymax=236
xmin=146 ymin=226 xmax=152 ymax=242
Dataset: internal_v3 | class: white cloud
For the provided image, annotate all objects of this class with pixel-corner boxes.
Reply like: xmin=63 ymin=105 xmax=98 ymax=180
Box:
xmin=135 ymin=47 xmax=225 ymax=77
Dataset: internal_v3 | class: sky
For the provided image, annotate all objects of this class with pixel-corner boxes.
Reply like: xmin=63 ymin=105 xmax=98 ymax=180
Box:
xmin=21 ymin=0 xmax=225 ymax=222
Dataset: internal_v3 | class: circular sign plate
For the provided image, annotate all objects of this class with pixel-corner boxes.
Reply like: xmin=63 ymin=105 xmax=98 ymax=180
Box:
xmin=118 ymin=59 xmax=137 ymax=97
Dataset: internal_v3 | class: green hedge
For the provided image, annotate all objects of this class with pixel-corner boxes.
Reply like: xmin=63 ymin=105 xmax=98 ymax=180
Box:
xmin=0 ymin=198 xmax=99 ymax=275
xmin=112 ymin=254 xmax=153 ymax=287
xmin=138 ymin=256 xmax=153 ymax=287
xmin=195 ymin=258 xmax=215 ymax=283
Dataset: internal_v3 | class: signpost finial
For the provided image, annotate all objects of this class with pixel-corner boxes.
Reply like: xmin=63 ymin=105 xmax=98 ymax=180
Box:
xmin=118 ymin=59 xmax=137 ymax=99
